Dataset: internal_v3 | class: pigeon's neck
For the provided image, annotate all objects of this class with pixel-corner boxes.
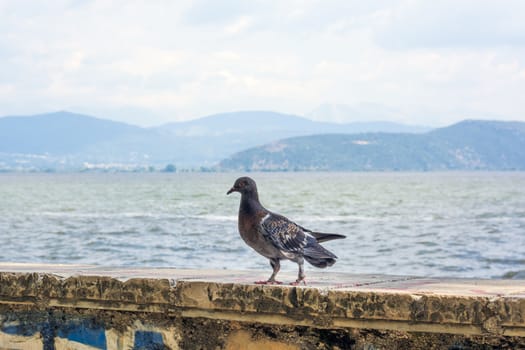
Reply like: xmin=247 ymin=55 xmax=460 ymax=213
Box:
xmin=239 ymin=191 xmax=263 ymax=215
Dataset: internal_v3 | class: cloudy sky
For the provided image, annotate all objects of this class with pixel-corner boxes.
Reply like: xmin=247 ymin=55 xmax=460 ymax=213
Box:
xmin=1 ymin=0 xmax=525 ymax=126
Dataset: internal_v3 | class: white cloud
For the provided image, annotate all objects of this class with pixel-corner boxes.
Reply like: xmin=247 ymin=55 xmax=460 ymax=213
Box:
xmin=111 ymin=47 xmax=189 ymax=78
xmin=0 ymin=0 xmax=524 ymax=126
xmin=0 ymin=84 xmax=14 ymax=96
xmin=224 ymin=16 xmax=254 ymax=35
xmin=374 ymin=0 xmax=525 ymax=49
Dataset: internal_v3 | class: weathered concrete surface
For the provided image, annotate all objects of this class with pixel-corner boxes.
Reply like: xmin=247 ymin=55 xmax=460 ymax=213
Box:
xmin=1 ymin=263 xmax=525 ymax=349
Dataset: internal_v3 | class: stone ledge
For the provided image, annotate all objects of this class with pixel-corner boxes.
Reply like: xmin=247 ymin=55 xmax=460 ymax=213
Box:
xmin=1 ymin=262 xmax=524 ymax=339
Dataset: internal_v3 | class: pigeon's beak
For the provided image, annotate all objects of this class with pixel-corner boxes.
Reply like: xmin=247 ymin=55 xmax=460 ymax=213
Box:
xmin=227 ymin=187 xmax=236 ymax=195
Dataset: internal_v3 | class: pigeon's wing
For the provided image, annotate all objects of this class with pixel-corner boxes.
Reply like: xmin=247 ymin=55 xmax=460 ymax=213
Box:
xmin=260 ymin=213 xmax=314 ymax=254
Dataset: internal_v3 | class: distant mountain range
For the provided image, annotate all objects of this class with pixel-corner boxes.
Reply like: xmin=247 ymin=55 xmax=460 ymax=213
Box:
xmin=2 ymin=111 xmax=524 ymax=172
xmin=307 ymin=103 xmax=410 ymax=125
xmin=0 ymin=111 xmax=432 ymax=171
xmin=218 ymin=120 xmax=525 ymax=171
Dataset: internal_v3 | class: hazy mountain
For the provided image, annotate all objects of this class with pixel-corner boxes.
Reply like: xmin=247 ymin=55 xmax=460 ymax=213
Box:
xmin=0 ymin=111 xmax=142 ymax=154
xmin=0 ymin=111 xmax=171 ymax=170
xmin=155 ymin=111 xmax=432 ymax=164
xmin=307 ymin=103 xmax=431 ymax=133
xmin=218 ymin=120 xmax=525 ymax=171
xmin=159 ymin=110 xmax=431 ymax=136
xmin=155 ymin=111 xmax=319 ymax=164
xmin=0 ymin=110 xmax=432 ymax=171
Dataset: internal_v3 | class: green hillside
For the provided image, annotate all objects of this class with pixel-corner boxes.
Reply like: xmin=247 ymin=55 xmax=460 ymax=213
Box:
xmin=218 ymin=120 xmax=525 ymax=171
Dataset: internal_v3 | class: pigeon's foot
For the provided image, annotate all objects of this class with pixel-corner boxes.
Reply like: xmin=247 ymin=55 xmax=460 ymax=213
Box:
xmin=290 ymin=279 xmax=306 ymax=286
xmin=254 ymin=280 xmax=282 ymax=285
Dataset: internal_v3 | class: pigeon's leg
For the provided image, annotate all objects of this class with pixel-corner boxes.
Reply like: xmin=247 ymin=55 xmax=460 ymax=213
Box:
xmin=268 ymin=258 xmax=281 ymax=282
xmin=290 ymin=258 xmax=306 ymax=286
xmin=255 ymin=258 xmax=282 ymax=285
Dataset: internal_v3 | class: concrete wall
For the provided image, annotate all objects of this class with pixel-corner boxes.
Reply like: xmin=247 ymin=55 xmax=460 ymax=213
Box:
xmin=1 ymin=263 xmax=525 ymax=349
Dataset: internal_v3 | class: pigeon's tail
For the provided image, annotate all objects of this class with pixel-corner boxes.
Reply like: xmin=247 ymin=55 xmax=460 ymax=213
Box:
xmin=304 ymin=255 xmax=337 ymax=268
xmin=303 ymin=243 xmax=338 ymax=268
xmin=310 ymin=231 xmax=346 ymax=243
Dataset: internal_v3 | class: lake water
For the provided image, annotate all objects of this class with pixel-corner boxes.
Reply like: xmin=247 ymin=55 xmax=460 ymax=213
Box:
xmin=1 ymin=172 xmax=524 ymax=279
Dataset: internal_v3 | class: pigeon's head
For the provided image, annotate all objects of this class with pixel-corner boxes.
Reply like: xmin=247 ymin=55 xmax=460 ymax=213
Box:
xmin=227 ymin=176 xmax=258 ymax=196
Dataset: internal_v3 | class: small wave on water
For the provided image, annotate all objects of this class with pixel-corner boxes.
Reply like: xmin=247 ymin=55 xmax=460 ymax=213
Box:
xmin=193 ymin=214 xmax=237 ymax=222
xmin=38 ymin=211 xmax=171 ymax=219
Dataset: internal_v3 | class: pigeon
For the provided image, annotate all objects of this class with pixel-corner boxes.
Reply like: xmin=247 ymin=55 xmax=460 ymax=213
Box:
xmin=227 ymin=176 xmax=346 ymax=285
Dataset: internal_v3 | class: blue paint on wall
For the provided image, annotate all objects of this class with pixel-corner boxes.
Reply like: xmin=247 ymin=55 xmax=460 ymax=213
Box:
xmin=1 ymin=324 xmax=38 ymax=336
xmin=0 ymin=318 xmax=55 ymax=349
xmin=57 ymin=321 xmax=107 ymax=350
xmin=133 ymin=330 xmax=165 ymax=350
xmin=1 ymin=312 xmax=172 ymax=350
